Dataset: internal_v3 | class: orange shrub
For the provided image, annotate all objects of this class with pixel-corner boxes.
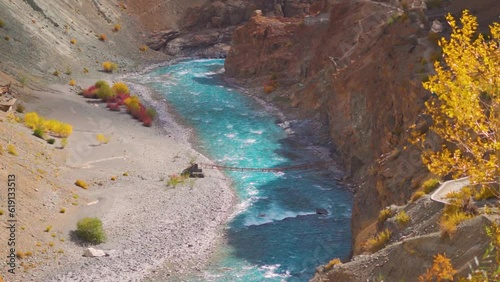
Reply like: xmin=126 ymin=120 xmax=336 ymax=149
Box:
xmin=99 ymin=34 xmax=107 ymax=41
xmin=70 ymin=38 xmax=76 ymax=44
xmin=112 ymin=24 xmax=121 ymax=32
xmin=139 ymin=45 xmax=148 ymax=52
xmin=419 ymin=254 xmax=456 ymax=282
xmin=69 ymin=79 xmax=76 ymax=86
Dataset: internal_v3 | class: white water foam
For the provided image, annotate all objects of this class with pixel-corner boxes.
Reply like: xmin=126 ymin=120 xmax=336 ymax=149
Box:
xmin=259 ymin=264 xmax=291 ymax=280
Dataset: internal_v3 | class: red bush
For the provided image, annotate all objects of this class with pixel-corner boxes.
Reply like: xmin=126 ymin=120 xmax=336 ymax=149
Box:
xmin=107 ymin=103 xmax=121 ymax=111
xmin=82 ymin=85 xmax=99 ymax=98
xmin=142 ymin=116 xmax=152 ymax=127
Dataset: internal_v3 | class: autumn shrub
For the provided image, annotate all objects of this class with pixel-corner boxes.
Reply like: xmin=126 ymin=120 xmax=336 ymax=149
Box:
xmin=378 ymin=207 xmax=393 ymax=223
xmin=69 ymin=79 xmax=76 ymax=86
xmin=96 ymin=133 xmax=110 ymax=145
xmin=4 ymin=36 xmax=10 ymax=41
xmin=107 ymin=102 xmax=121 ymax=111
xmin=111 ymin=82 xmax=129 ymax=95
xmin=53 ymin=70 xmax=60 ymax=76
xmin=75 ymin=180 xmax=88 ymax=189
xmin=363 ymin=229 xmax=392 ymax=253
xmin=24 ymin=112 xmax=40 ymax=128
xmin=60 ymin=138 xmax=68 ymax=148
xmin=95 ymin=80 xmax=109 ymax=88
xmin=97 ymin=83 xmax=115 ymax=101
xmin=76 ymin=217 xmax=106 ymax=244
xmin=99 ymin=34 xmax=107 ymax=41
xmin=102 ymin=61 xmax=118 ymax=73
xmin=419 ymin=253 xmax=456 ymax=282
xmin=324 ymin=258 xmax=342 ymax=271
xmin=7 ymin=144 xmax=17 ymax=156
xmin=82 ymin=85 xmax=99 ymax=98
xmin=422 ymin=178 xmax=440 ymax=194
xmin=411 ymin=191 xmax=426 ymax=202
xmin=474 ymin=186 xmax=496 ymax=201
xmin=112 ymin=24 xmax=121 ymax=32
xmin=139 ymin=45 xmax=148 ymax=52
xmin=395 ymin=210 xmax=411 ymax=227
xmin=70 ymin=38 xmax=76 ymax=44
xmin=0 ymin=20 xmax=4 ymax=28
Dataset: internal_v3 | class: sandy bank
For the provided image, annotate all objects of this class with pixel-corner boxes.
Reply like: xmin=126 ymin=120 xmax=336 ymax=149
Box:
xmin=5 ymin=73 xmax=235 ymax=281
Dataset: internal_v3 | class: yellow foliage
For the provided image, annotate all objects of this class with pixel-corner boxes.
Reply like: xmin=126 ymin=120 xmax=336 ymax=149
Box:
xmin=7 ymin=144 xmax=17 ymax=156
xmin=411 ymin=191 xmax=426 ymax=202
xmin=414 ymin=11 xmax=500 ymax=192
xmin=111 ymin=82 xmax=129 ymax=94
xmin=96 ymin=133 xmax=110 ymax=145
xmin=24 ymin=112 xmax=40 ymax=129
xmin=102 ymin=61 xmax=118 ymax=73
xmin=113 ymin=24 xmax=121 ymax=32
xmin=70 ymin=38 xmax=76 ymax=44
xmin=419 ymin=253 xmax=457 ymax=282
xmin=377 ymin=208 xmax=393 ymax=223
xmin=139 ymin=45 xmax=148 ymax=52
xmin=324 ymin=258 xmax=342 ymax=270
xmin=395 ymin=210 xmax=411 ymax=226
xmin=422 ymin=178 xmax=441 ymax=194
xmin=363 ymin=229 xmax=391 ymax=253
xmin=75 ymin=180 xmax=88 ymax=189
xmin=69 ymin=79 xmax=76 ymax=86
xmin=474 ymin=186 xmax=497 ymax=201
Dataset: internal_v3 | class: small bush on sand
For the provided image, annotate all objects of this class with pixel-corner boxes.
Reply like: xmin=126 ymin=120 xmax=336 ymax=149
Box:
xmin=75 ymin=180 xmax=88 ymax=189
xmin=16 ymin=103 xmax=25 ymax=113
xmin=363 ymin=229 xmax=391 ymax=253
xmin=7 ymin=144 xmax=17 ymax=156
xmin=167 ymin=174 xmax=187 ymax=188
xmin=99 ymin=34 xmax=107 ymax=41
xmin=139 ymin=45 xmax=148 ymax=52
xmin=69 ymin=79 xmax=76 ymax=86
xmin=24 ymin=112 xmax=40 ymax=129
xmin=97 ymin=84 xmax=114 ymax=101
xmin=33 ymin=128 xmax=45 ymax=139
xmin=112 ymin=24 xmax=121 ymax=32
xmin=59 ymin=208 xmax=66 ymax=213
xmin=60 ymin=138 xmax=68 ymax=148
xmin=4 ymin=36 xmax=10 ymax=41
xmin=411 ymin=191 xmax=426 ymax=202
xmin=440 ymin=211 xmax=471 ymax=238
xmin=102 ymin=61 xmax=118 ymax=73
xmin=395 ymin=210 xmax=411 ymax=227
xmin=44 ymin=226 xmax=52 ymax=232
xmin=47 ymin=138 xmax=56 ymax=145
xmin=16 ymin=251 xmax=25 ymax=259
xmin=377 ymin=207 xmax=393 ymax=223
xmin=111 ymin=82 xmax=129 ymax=94
xmin=0 ymin=20 xmax=5 ymax=28
xmin=53 ymin=70 xmax=60 ymax=76
xmin=95 ymin=80 xmax=109 ymax=88
xmin=70 ymin=38 xmax=76 ymax=44
xmin=96 ymin=133 xmax=110 ymax=145
xmin=76 ymin=217 xmax=106 ymax=244
xmin=422 ymin=178 xmax=440 ymax=194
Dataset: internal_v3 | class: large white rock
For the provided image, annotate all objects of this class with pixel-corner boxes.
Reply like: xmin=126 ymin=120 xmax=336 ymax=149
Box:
xmin=431 ymin=20 xmax=444 ymax=33
xmin=83 ymin=247 xmax=106 ymax=257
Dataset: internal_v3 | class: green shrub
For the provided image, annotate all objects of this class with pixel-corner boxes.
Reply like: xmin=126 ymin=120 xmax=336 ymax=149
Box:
xmin=0 ymin=20 xmax=4 ymax=28
xmin=60 ymin=138 xmax=68 ymax=148
xmin=395 ymin=210 xmax=411 ymax=227
xmin=33 ymin=128 xmax=45 ymax=139
xmin=96 ymin=83 xmax=114 ymax=101
xmin=378 ymin=208 xmax=393 ymax=223
xmin=95 ymin=80 xmax=109 ymax=88
xmin=47 ymin=138 xmax=56 ymax=144
xmin=167 ymin=174 xmax=187 ymax=188
xmin=422 ymin=178 xmax=440 ymax=194
xmin=76 ymin=217 xmax=106 ymax=244
xmin=16 ymin=103 xmax=25 ymax=113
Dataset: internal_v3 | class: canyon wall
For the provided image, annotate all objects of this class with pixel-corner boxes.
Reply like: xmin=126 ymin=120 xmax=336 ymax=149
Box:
xmin=224 ymin=0 xmax=433 ymax=252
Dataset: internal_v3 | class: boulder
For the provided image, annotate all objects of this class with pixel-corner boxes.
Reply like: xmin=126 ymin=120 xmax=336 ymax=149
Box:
xmin=316 ymin=208 xmax=328 ymax=215
xmin=147 ymin=30 xmax=180 ymax=51
xmin=83 ymin=247 xmax=106 ymax=257
xmin=431 ymin=20 xmax=443 ymax=33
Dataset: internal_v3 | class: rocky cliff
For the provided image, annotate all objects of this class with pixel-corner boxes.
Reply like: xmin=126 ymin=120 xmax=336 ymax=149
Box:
xmin=225 ymin=0 xmax=433 ymax=253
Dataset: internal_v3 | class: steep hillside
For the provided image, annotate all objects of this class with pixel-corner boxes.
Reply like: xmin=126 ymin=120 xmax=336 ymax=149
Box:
xmin=0 ymin=0 xmax=167 ymax=82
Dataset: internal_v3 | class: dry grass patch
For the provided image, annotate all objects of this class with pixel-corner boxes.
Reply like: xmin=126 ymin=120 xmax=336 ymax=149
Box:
xmin=377 ymin=207 xmax=393 ymax=223
xmin=395 ymin=210 xmax=411 ymax=227
xmin=364 ymin=229 xmax=392 ymax=253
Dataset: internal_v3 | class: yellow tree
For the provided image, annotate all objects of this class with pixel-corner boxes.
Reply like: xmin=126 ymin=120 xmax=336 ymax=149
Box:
xmin=416 ymin=10 xmax=500 ymax=192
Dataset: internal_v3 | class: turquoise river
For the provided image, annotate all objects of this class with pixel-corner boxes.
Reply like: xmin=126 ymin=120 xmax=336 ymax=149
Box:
xmin=143 ymin=59 xmax=352 ymax=281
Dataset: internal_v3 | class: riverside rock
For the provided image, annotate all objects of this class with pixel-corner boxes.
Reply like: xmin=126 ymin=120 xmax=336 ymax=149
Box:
xmin=83 ymin=248 xmax=106 ymax=257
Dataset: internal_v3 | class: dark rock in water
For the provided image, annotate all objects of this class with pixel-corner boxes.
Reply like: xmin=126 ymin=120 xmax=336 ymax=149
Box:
xmin=316 ymin=208 xmax=328 ymax=215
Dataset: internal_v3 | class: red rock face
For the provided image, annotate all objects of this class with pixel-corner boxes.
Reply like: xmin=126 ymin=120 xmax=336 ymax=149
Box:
xmin=225 ymin=1 xmax=433 ymax=252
